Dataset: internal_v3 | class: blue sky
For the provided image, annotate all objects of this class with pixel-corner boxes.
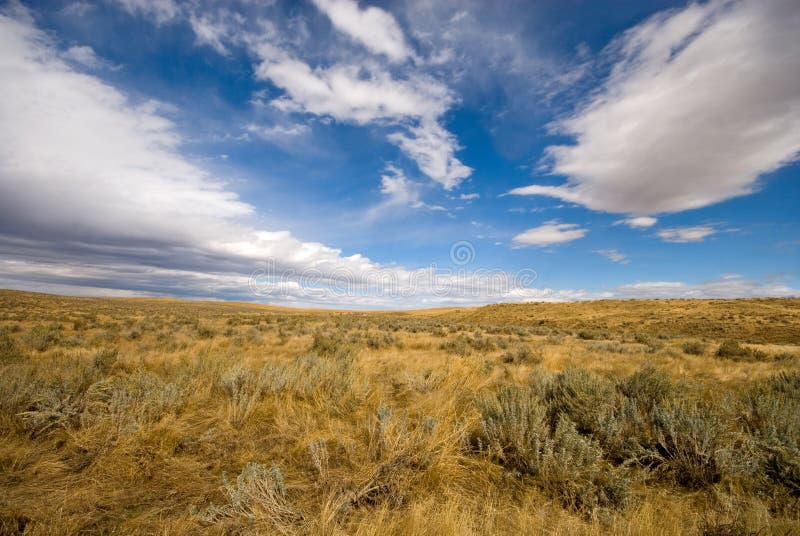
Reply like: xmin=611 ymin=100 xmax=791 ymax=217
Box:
xmin=0 ymin=0 xmax=798 ymax=308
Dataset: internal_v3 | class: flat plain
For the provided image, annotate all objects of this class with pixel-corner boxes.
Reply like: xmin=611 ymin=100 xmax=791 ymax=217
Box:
xmin=1 ymin=290 xmax=799 ymax=535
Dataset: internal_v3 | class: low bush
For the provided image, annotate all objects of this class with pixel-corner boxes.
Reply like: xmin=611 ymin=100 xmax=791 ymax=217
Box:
xmin=199 ymin=462 xmax=303 ymax=529
xmin=196 ymin=324 xmax=216 ymax=339
xmin=365 ymin=332 xmax=397 ymax=349
xmin=17 ymin=381 xmax=82 ymax=436
xmin=0 ymin=334 xmax=19 ymax=363
xmin=22 ymin=325 xmax=61 ymax=352
xmin=404 ymin=369 xmax=446 ymax=393
xmin=633 ymin=333 xmax=664 ymax=352
xmin=740 ymin=372 xmax=800 ymax=503
xmin=716 ymin=341 xmax=767 ymax=361
xmin=478 ymin=385 xmax=630 ymax=514
xmin=82 ymin=370 xmax=183 ymax=434
xmin=681 ymin=340 xmax=707 ymax=355
xmin=545 ymin=368 xmax=618 ymax=436
xmin=311 ymin=331 xmax=350 ymax=357
xmin=260 ymin=351 xmax=365 ymax=412
xmin=92 ymin=347 xmax=118 ymax=374
xmin=618 ymin=366 xmax=675 ymax=412
xmin=219 ymin=364 xmax=263 ymax=427
xmin=501 ymin=344 xmax=542 ymax=364
xmin=440 ymin=334 xmax=496 ymax=356
xmin=650 ymin=399 xmax=728 ymax=489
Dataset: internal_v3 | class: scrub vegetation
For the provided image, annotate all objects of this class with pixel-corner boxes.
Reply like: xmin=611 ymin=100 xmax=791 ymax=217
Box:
xmin=0 ymin=290 xmax=799 ymax=535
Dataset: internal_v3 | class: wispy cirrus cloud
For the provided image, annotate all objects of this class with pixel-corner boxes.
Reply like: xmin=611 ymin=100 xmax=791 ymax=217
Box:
xmin=61 ymin=45 xmax=119 ymax=70
xmin=657 ymin=226 xmax=717 ymax=243
xmin=364 ymin=166 xmax=446 ymax=221
xmin=595 ymin=249 xmax=629 ymax=264
xmin=245 ymin=122 xmax=310 ymax=141
xmin=387 ymin=120 xmax=472 ymax=190
xmin=111 ymin=0 xmax=179 ymax=24
xmin=513 ymin=222 xmax=587 ymax=247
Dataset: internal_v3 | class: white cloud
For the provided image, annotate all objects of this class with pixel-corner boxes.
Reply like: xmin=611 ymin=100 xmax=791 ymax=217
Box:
xmin=379 ymin=165 xmax=424 ymax=208
xmin=388 ymin=120 xmax=472 ymax=189
xmin=254 ymin=50 xmax=452 ymax=124
xmin=0 ymin=11 xmax=497 ymax=309
xmin=616 ymin=216 xmax=657 ymax=229
xmin=0 ymin=14 xmax=244 ymax=243
xmin=61 ymin=45 xmax=117 ymax=70
xmin=459 ymin=193 xmax=479 ymax=200
xmin=657 ymin=226 xmax=717 ymax=243
xmin=243 ymin=122 xmax=312 ymax=153
xmin=245 ymin=122 xmax=310 ymax=141
xmin=250 ymin=42 xmax=470 ymax=188
xmin=596 ymin=249 xmax=629 ymax=264
xmin=188 ymin=11 xmax=242 ymax=56
xmin=614 ymin=277 xmax=798 ymax=299
xmin=4 ymin=5 xmax=793 ymax=308
xmin=510 ymin=0 xmax=800 ymax=215
xmin=0 ymin=11 xmax=374 ymax=283
xmin=402 ymin=0 xmax=589 ymax=100
xmin=107 ymin=0 xmax=473 ymax=190
xmin=110 ymin=0 xmax=179 ymax=24
xmin=364 ymin=166 xmax=445 ymax=220
xmin=61 ymin=2 xmax=93 ymax=18
xmin=312 ymin=0 xmax=412 ymax=62
xmin=513 ymin=222 xmax=587 ymax=247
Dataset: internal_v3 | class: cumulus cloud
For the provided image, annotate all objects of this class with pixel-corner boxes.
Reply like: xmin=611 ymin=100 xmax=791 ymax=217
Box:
xmin=513 ymin=222 xmax=588 ymax=247
xmin=510 ymin=0 xmax=800 ymax=215
xmin=459 ymin=193 xmax=479 ymax=200
xmin=657 ymin=226 xmax=717 ymax=243
xmin=616 ymin=216 xmax=657 ymax=229
xmin=312 ymin=0 xmax=412 ymax=62
xmin=596 ymin=249 xmax=629 ymax=264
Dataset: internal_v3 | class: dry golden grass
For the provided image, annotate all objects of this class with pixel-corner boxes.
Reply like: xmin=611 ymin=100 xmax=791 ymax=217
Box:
xmin=0 ymin=289 xmax=799 ymax=535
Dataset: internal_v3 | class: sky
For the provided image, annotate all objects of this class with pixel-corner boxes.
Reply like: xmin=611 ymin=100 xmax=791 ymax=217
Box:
xmin=0 ymin=0 xmax=798 ymax=309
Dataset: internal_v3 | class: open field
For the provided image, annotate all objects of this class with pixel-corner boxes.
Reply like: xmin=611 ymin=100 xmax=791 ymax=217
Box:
xmin=1 ymin=290 xmax=799 ymax=535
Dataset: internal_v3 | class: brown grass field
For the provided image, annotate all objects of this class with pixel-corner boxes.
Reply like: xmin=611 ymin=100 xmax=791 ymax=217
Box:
xmin=1 ymin=289 xmax=799 ymax=535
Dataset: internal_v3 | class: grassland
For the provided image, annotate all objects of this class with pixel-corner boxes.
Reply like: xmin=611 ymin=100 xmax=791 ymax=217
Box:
xmin=0 ymin=289 xmax=799 ymax=535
